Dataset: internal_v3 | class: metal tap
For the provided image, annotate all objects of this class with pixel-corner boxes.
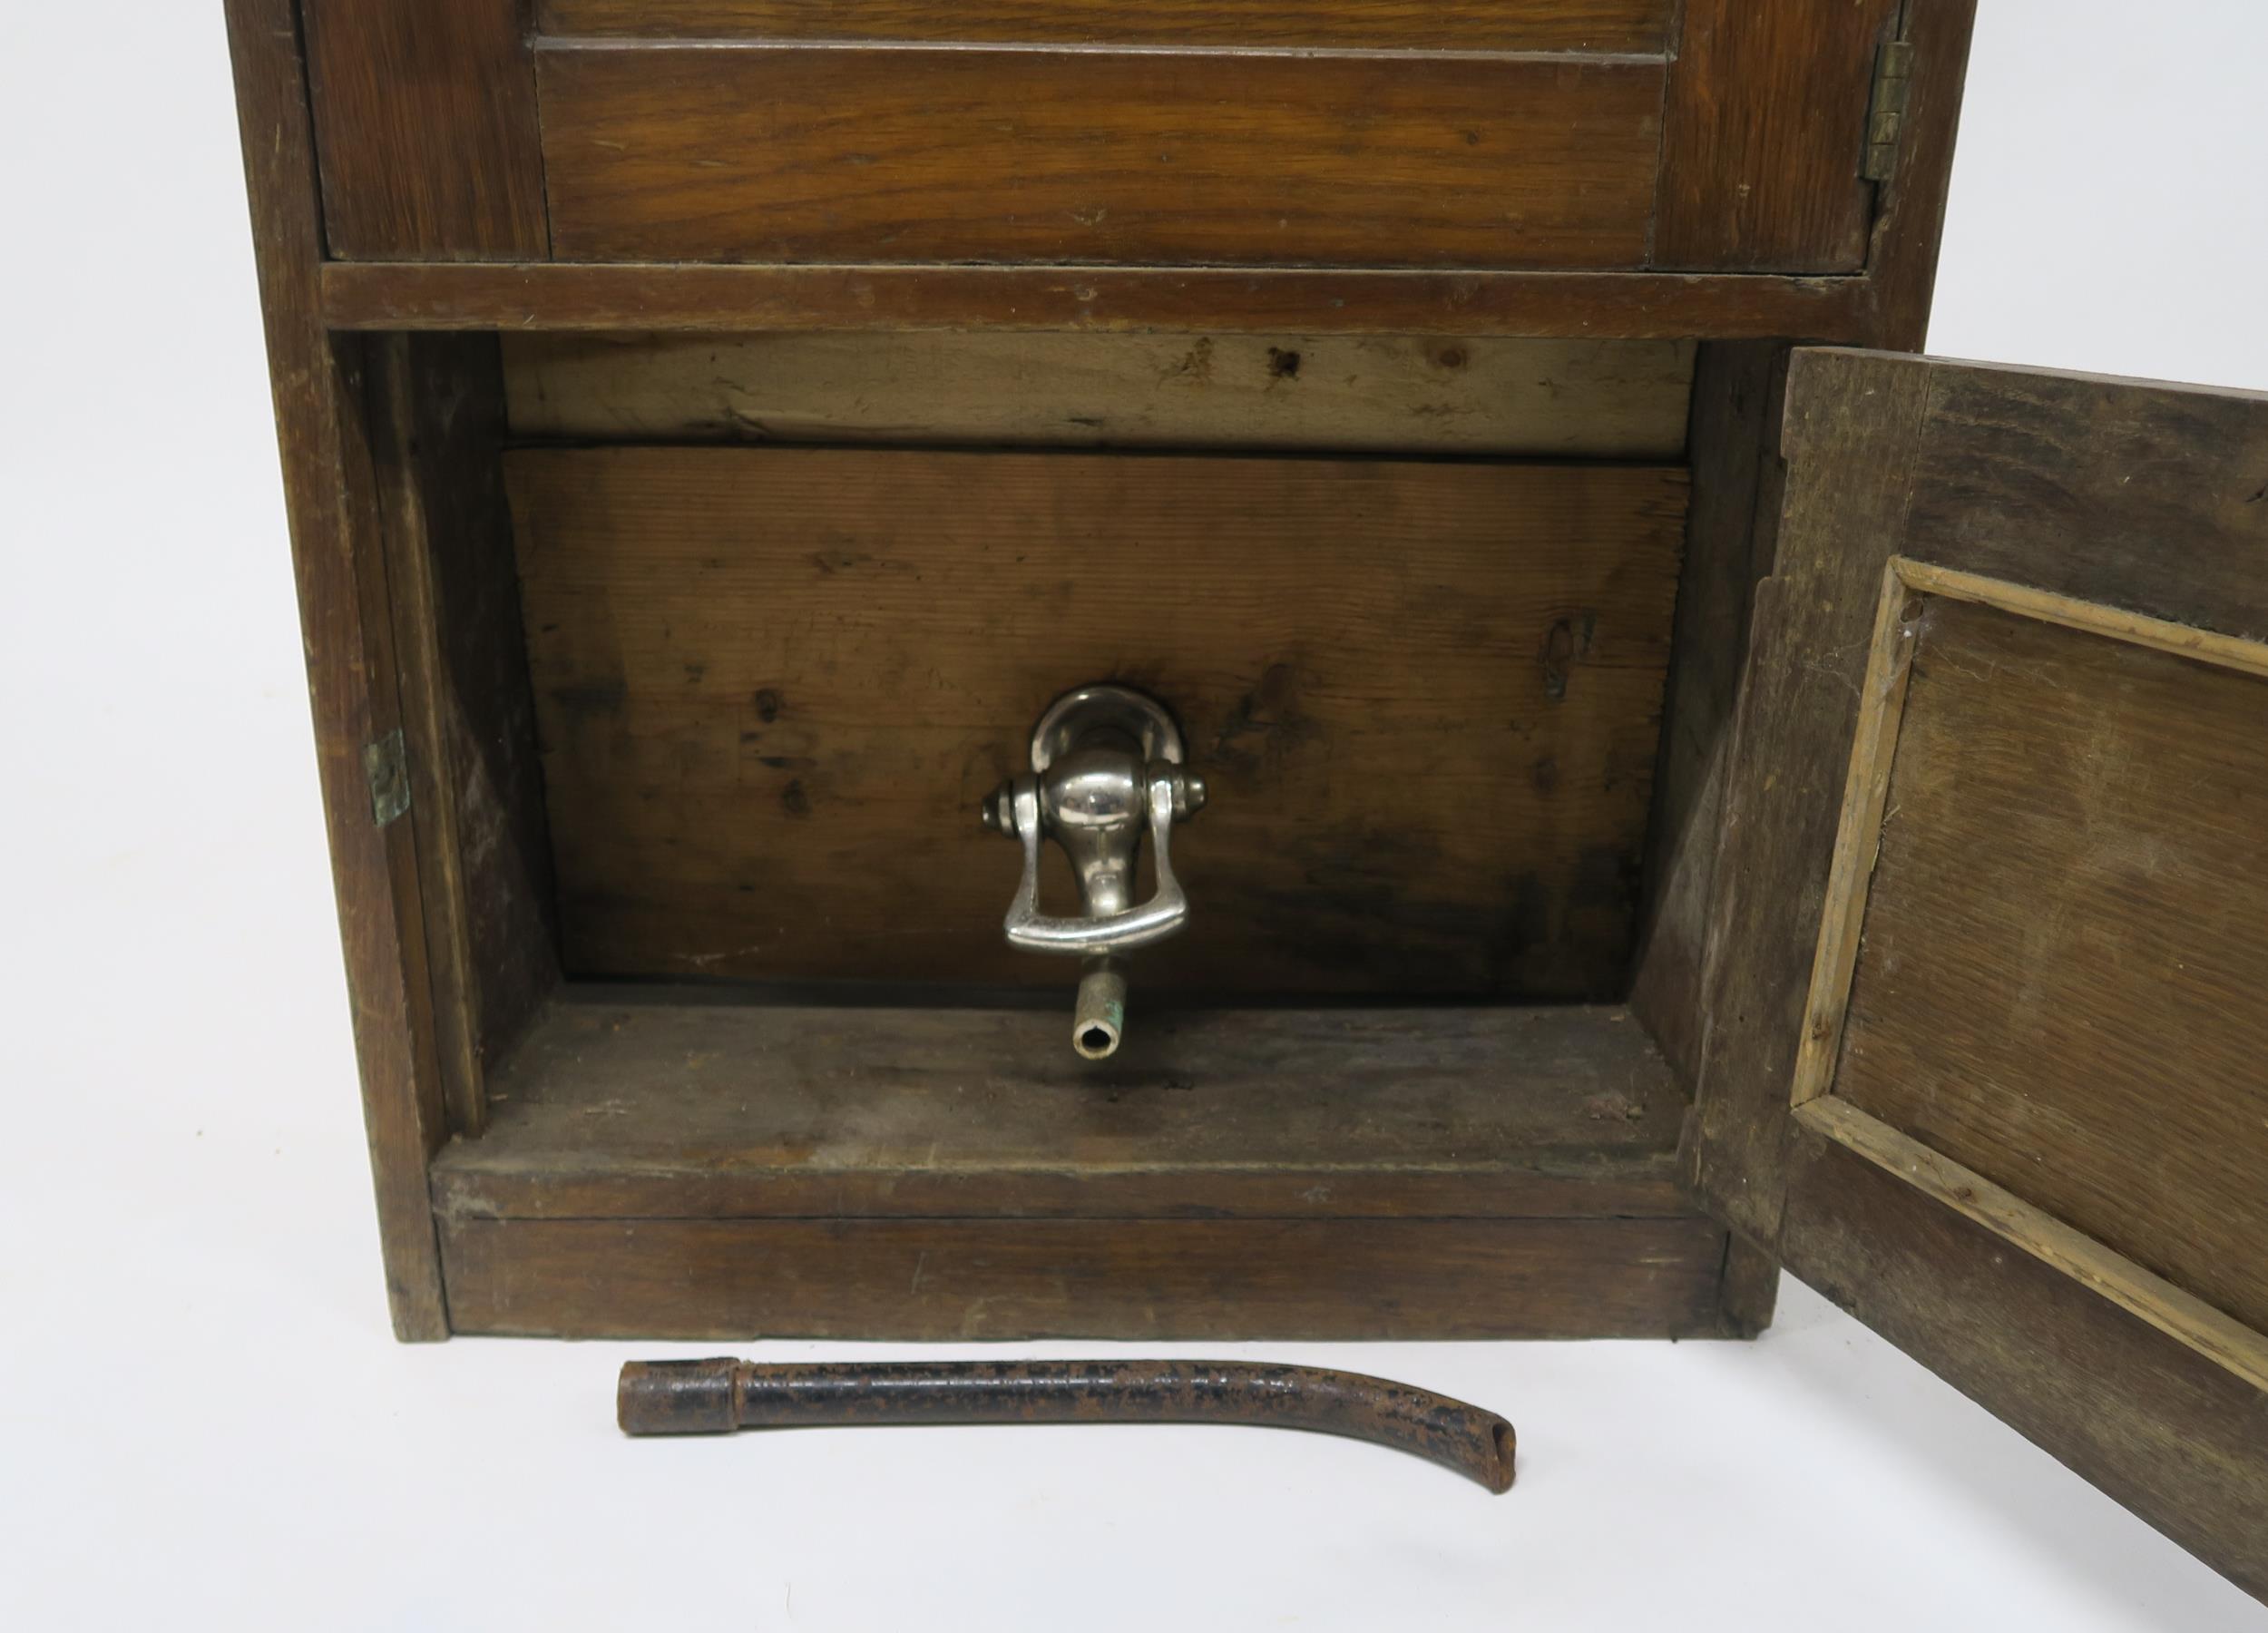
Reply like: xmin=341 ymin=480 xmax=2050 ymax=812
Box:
xmin=981 ymin=684 xmax=1206 ymax=1059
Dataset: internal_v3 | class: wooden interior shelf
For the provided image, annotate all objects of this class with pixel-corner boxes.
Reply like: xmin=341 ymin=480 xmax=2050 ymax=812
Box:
xmin=432 ymin=993 xmax=1690 ymax=1225
xmin=427 ymin=990 xmax=1731 ymax=1343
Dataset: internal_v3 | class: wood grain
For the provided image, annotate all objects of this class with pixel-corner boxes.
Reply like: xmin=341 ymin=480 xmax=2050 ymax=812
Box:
xmin=1800 ymin=1098 xmax=2268 ymax=1396
xmin=320 ymin=260 xmax=1881 ymax=341
xmin=503 ymin=447 xmax=1687 ymax=997
xmin=1654 ymin=0 xmax=1901 ymax=272
xmin=1682 ymin=350 xmax=1932 ymax=1244
xmin=501 ymin=332 xmax=1697 ymax=457
xmin=369 ymin=340 xmax=486 ymax=1134
xmin=1899 ymin=366 xmax=2268 ymax=638
xmin=301 ymin=0 xmax=549 ymax=259
xmin=1691 ymin=348 xmax=2268 ymax=1600
xmin=1832 ymin=597 xmax=2268 ymax=1335
xmin=536 ymin=44 xmax=1664 ymax=268
xmin=1858 ymin=0 xmax=1980 ymax=350
xmin=1692 ymin=352 xmax=2268 ymax=1244
xmin=431 ymin=994 xmax=1691 ymax=1221
xmin=439 ymin=1213 xmax=1734 ymax=1340
xmin=225 ymin=0 xmax=453 ymax=1336
xmin=1628 ymin=341 xmax=1789 ymax=1089
xmin=1784 ymin=559 xmax=1921 ymax=1112
xmin=536 ymin=0 xmax=1675 ymax=50
xmin=1781 ymin=1127 xmax=2268 ymax=1602
xmin=367 ymin=336 xmax=562 ymax=1137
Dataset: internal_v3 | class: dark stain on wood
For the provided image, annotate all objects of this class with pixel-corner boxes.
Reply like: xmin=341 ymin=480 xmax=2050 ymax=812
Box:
xmin=505 ymin=446 xmax=1686 ymax=998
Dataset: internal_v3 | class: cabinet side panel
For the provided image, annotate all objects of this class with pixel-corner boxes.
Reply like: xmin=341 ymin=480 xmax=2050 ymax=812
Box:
xmin=224 ymin=0 xmax=453 ymax=1336
xmin=370 ymin=336 xmax=563 ymax=1138
xmin=1630 ymin=341 xmax=1787 ymax=1089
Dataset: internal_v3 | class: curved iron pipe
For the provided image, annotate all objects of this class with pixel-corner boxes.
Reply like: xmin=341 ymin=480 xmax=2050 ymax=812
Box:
xmin=619 ymin=1358 xmax=1514 ymax=1492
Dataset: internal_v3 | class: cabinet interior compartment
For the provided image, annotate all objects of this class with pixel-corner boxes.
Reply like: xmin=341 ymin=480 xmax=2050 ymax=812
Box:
xmin=367 ymin=328 xmax=1783 ymax=1339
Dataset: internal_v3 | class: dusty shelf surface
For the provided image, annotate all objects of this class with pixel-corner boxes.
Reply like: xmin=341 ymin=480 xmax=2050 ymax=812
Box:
xmin=431 ymin=990 xmax=1690 ymax=1222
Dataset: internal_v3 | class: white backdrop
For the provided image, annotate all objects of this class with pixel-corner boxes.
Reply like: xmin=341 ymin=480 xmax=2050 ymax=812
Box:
xmin=3 ymin=4 xmax=2263 ymax=1628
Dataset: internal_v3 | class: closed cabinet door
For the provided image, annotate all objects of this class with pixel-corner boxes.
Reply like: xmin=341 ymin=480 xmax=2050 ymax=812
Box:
xmin=301 ymin=0 xmax=1951 ymax=270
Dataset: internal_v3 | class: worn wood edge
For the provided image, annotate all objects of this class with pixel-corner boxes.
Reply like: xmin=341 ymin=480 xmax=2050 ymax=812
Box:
xmin=1715 ymin=1235 xmax=1782 ymax=1337
xmin=319 ymin=262 xmax=1877 ymax=339
xmin=536 ymin=37 xmax=1674 ymax=63
xmin=1628 ymin=340 xmax=1791 ymax=1086
xmin=369 ymin=338 xmax=486 ymax=1137
xmin=1677 ymin=349 xmax=1936 ymax=1246
xmin=432 ymin=995 xmax=1695 ymax=1221
xmin=225 ymin=0 xmax=452 ymax=1339
xmin=1780 ymin=1124 xmax=2268 ymax=1601
xmin=535 ymin=0 xmax=1677 ymax=53
xmin=436 ymin=1214 xmax=1735 ymax=1341
xmin=1799 ymin=346 xmax=2268 ymax=411
xmin=1795 ymin=1099 xmax=2268 ymax=1395
xmin=1900 ymin=559 xmax=2268 ymax=679
xmin=435 ymin=1137 xmax=1693 ymax=1221
xmin=428 ymin=1160 xmax=1695 ymax=1226
xmin=1788 ymin=559 xmax=1922 ymax=1109
xmin=1855 ymin=0 xmax=1978 ymax=349
xmin=499 ymin=330 xmax=1697 ymax=456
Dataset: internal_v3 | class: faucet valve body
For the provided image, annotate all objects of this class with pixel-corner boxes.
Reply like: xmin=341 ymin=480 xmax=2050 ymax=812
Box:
xmin=981 ymin=685 xmax=1206 ymax=1059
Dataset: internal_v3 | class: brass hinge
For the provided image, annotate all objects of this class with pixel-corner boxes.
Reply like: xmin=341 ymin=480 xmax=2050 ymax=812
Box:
xmin=365 ymin=728 xmax=412 ymax=826
xmin=1862 ymin=39 xmax=1916 ymax=182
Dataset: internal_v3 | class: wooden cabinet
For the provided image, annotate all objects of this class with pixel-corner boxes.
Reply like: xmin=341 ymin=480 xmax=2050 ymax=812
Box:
xmin=302 ymin=0 xmax=1899 ymax=271
xmin=226 ymin=0 xmax=2268 ymax=1602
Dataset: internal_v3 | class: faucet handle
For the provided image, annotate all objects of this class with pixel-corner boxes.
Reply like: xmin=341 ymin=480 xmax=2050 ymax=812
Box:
xmin=980 ymin=684 xmax=1206 ymax=954
xmin=981 ymin=684 xmax=1207 ymax=1056
xmin=990 ymin=765 xmax=1198 ymax=956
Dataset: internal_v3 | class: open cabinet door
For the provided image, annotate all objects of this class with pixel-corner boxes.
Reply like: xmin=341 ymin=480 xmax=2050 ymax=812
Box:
xmin=1689 ymin=349 xmax=2268 ymax=1599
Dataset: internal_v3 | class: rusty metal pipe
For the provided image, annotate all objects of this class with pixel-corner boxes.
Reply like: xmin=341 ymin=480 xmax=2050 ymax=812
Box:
xmin=620 ymin=1358 xmax=1514 ymax=1491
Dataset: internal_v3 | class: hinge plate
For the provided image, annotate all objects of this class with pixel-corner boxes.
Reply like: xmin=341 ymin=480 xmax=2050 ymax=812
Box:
xmin=365 ymin=728 xmax=411 ymax=826
xmin=1862 ymin=39 xmax=1916 ymax=183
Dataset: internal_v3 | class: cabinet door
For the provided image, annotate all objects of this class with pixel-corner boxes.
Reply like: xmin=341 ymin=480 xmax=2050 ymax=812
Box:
xmin=302 ymin=0 xmax=1962 ymax=270
xmin=1692 ymin=349 xmax=2268 ymax=1600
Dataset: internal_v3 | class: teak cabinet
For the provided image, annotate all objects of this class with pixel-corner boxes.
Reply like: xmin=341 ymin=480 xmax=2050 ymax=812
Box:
xmin=225 ymin=0 xmax=2267 ymax=1599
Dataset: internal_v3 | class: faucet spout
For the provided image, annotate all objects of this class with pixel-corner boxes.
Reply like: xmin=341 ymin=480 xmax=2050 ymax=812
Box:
xmin=1072 ymin=958 xmax=1128 ymax=1060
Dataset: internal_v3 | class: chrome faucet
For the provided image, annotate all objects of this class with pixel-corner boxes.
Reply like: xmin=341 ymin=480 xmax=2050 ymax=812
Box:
xmin=980 ymin=684 xmax=1207 ymax=1059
